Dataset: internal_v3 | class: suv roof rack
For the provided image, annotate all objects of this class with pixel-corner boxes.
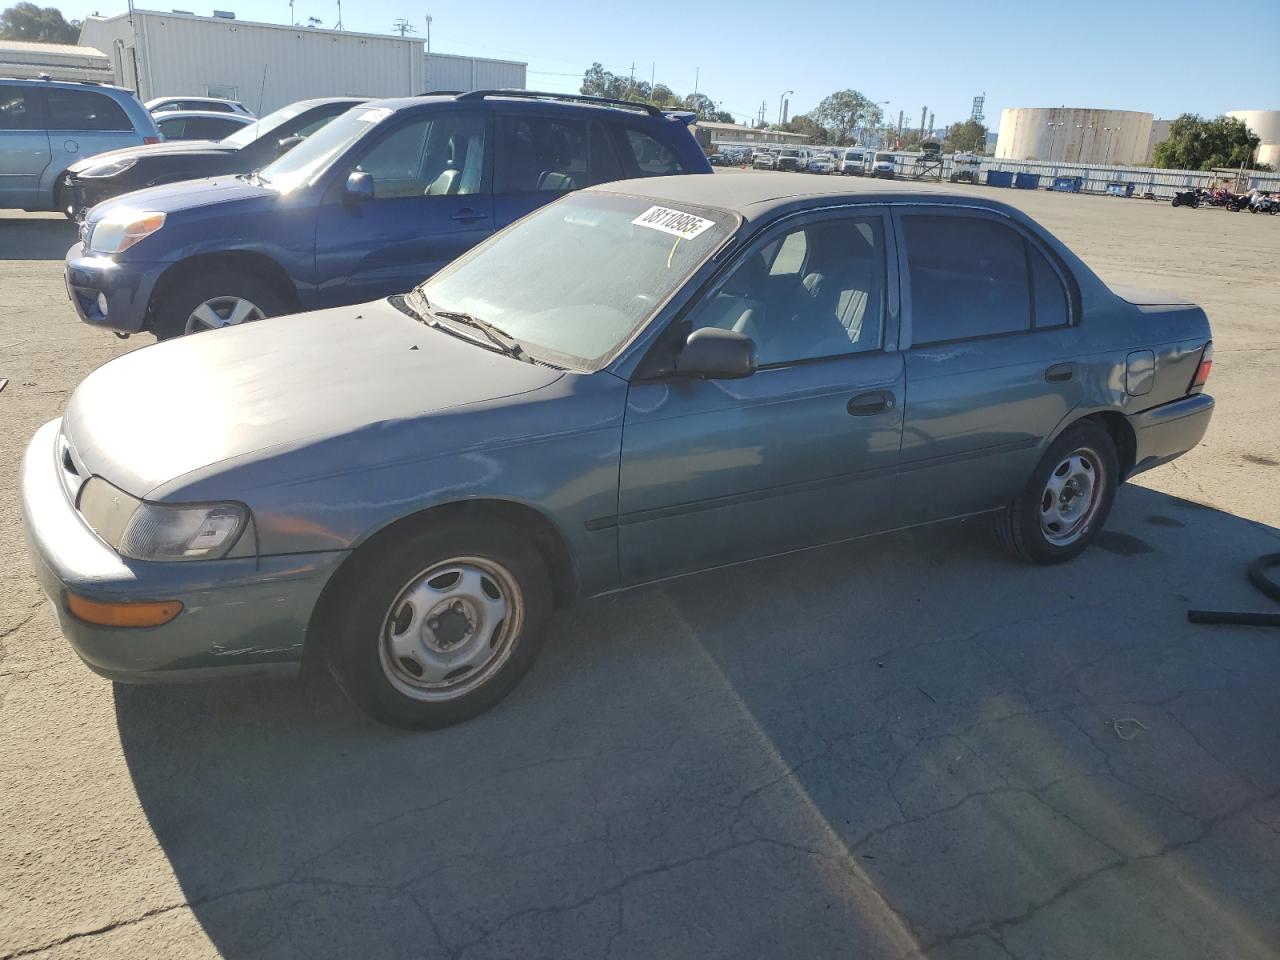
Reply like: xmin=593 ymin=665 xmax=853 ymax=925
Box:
xmin=455 ymin=89 xmax=662 ymax=117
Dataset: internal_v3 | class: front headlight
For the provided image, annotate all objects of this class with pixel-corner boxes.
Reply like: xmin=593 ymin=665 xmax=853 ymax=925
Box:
xmin=88 ymin=209 xmax=166 ymax=254
xmin=78 ymin=156 xmax=138 ymax=179
xmin=79 ymin=478 xmax=249 ymax=561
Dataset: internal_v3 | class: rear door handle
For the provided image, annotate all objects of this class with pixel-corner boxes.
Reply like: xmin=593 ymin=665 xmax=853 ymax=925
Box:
xmin=1045 ymin=362 xmax=1076 ymax=383
xmin=451 ymin=209 xmax=489 ymax=223
xmin=847 ymin=391 xmax=895 ymax=416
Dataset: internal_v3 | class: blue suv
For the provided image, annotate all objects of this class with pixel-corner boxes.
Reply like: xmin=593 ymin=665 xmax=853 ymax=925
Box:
xmin=65 ymin=90 xmax=711 ymax=339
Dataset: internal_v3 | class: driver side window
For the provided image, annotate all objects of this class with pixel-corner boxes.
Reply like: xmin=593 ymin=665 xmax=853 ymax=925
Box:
xmin=687 ymin=216 xmax=887 ymax=367
xmin=355 ymin=113 xmax=487 ymax=199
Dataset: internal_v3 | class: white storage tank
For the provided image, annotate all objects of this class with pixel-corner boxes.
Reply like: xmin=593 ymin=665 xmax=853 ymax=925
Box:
xmin=995 ymin=107 xmax=1154 ymax=165
xmin=1226 ymin=109 xmax=1280 ymax=169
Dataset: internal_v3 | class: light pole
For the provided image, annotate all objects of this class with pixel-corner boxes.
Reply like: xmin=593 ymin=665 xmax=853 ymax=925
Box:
xmin=1102 ymin=126 xmax=1117 ymax=165
xmin=1046 ymin=121 xmax=1065 ymax=161
xmin=424 ymin=14 xmax=432 ymax=92
xmin=1075 ymin=122 xmax=1095 ymax=163
xmin=778 ymin=90 xmax=792 ymax=127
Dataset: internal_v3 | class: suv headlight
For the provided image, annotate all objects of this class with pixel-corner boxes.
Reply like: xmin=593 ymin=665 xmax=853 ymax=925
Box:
xmin=88 ymin=209 xmax=166 ymax=254
xmin=77 ymin=156 xmax=138 ymax=178
xmin=79 ymin=478 xmax=249 ymax=561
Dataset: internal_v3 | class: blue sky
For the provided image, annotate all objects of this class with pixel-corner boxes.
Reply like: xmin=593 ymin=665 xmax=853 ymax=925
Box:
xmin=65 ymin=0 xmax=1279 ymax=127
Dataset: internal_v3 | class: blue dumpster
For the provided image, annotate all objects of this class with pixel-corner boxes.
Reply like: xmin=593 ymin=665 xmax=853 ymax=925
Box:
xmin=986 ymin=170 xmax=1013 ymax=188
xmin=1051 ymin=176 xmax=1083 ymax=193
xmin=1105 ymin=181 xmax=1135 ymax=197
xmin=1014 ymin=172 xmax=1041 ymax=190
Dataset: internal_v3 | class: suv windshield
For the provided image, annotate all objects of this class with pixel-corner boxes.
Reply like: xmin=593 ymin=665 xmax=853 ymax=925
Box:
xmin=222 ymin=101 xmax=311 ymax=148
xmin=258 ymin=106 xmax=388 ymax=191
xmin=875 ymin=153 xmax=894 ymax=162
xmin=846 ymin=150 xmax=862 ymax=159
xmin=417 ymin=192 xmax=734 ymax=368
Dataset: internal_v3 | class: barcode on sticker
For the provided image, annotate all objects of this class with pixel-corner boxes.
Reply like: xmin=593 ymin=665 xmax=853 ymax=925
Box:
xmin=631 ymin=206 xmax=715 ymax=240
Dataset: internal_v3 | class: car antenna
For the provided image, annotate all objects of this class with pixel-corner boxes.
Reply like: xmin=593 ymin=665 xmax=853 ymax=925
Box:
xmin=253 ymin=64 xmax=267 ymax=141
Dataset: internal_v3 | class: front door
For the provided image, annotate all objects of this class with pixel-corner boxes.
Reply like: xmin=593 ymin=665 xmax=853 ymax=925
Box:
xmin=0 ymin=86 xmax=50 ymax=207
xmin=893 ymin=208 xmax=1084 ymax=525
xmin=618 ymin=210 xmax=905 ymax=585
xmin=313 ymin=110 xmax=494 ymax=306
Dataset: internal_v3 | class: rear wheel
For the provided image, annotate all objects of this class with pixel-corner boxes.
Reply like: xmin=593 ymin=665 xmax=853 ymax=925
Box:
xmin=152 ymin=267 xmax=289 ymax=340
xmin=324 ymin=518 xmax=553 ymax=729
xmin=995 ymin=421 xmax=1119 ymax=564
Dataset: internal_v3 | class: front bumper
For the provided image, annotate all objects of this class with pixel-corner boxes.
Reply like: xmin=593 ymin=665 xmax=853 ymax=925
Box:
xmin=21 ymin=419 xmax=346 ymax=682
xmin=1127 ymin=392 xmax=1214 ymax=477
xmin=64 ymin=241 xmax=167 ymax=334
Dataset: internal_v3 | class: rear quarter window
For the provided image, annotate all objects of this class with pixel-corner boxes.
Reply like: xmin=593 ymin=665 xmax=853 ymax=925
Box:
xmin=618 ymin=126 xmax=686 ymax=176
xmin=0 ymin=87 xmax=41 ymax=130
xmin=46 ymin=90 xmax=132 ymax=132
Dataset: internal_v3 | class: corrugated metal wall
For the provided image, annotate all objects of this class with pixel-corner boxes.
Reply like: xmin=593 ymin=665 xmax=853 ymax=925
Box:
xmin=84 ymin=13 xmax=423 ymax=112
xmin=424 ymin=53 xmax=525 ymax=92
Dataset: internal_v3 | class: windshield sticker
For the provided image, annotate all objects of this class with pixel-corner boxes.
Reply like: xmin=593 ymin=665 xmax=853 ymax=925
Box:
xmin=631 ymin=206 xmax=716 ymax=240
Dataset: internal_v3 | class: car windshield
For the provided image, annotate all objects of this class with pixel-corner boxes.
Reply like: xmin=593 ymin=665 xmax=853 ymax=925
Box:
xmin=780 ymin=149 xmax=799 ymax=157
xmin=416 ymin=192 xmax=735 ymax=368
xmin=257 ymin=105 xmax=387 ymax=191
xmin=222 ymin=101 xmax=312 ymax=148
xmin=846 ymin=150 xmax=862 ymax=159
xmin=875 ymin=153 xmax=894 ymax=162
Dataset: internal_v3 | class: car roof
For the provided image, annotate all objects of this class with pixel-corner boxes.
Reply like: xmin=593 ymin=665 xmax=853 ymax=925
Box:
xmin=147 ymin=95 xmax=238 ymax=104
xmin=0 ymin=76 xmax=132 ymax=95
xmin=154 ymin=109 xmax=253 ymax=121
xmin=591 ymin=172 xmax=1022 ymax=223
xmin=358 ymin=91 xmax=674 ymax=124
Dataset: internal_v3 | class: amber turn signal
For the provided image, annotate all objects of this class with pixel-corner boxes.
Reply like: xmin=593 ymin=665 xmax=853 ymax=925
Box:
xmin=66 ymin=594 xmax=183 ymax=628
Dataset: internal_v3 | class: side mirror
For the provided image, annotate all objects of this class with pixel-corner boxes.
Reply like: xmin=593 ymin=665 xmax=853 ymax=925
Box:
xmin=344 ymin=170 xmax=374 ymax=204
xmin=276 ymin=134 xmax=304 ymax=157
xmin=675 ymin=328 xmax=756 ymax=380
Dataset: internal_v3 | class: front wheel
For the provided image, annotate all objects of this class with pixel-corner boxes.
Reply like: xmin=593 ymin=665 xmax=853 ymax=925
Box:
xmin=324 ymin=518 xmax=553 ymax=729
xmin=994 ymin=421 xmax=1119 ymax=564
xmin=152 ymin=267 xmax=289 ymax=340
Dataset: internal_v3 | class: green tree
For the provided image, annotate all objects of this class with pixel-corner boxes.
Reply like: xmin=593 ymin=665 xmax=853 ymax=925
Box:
xmin=1152 ymin=114 xmax=1264 ymax=171
xmin=942 ymin=119 xmax=987 ymax=154
xmin=649 ymin=84 xmax=675 ymax=107
xmin=781 ymin=113 xmax=829 ymax=145
xmin=682 ymin=92 xmax=731 ymax=123
xmin=811 ymin=90 xmax=883 ymax=144
xmin=0 ymin=2 xmax=79 ymax=41
xmin=580 ymin=62 xmax=627 ymax=100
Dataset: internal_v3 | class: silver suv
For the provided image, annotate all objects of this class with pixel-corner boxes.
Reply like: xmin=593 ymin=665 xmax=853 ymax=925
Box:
xmin=0 ymin=78 xmax=160 ymax=214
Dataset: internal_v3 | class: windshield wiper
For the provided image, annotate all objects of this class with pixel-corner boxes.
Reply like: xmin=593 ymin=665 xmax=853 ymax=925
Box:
xmin=433 ymin=309 xmax=527 ymax=361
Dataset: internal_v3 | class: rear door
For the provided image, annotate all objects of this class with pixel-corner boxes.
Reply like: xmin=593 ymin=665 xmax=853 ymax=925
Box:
xmin=44 ymin=88 xmax=140 ymax=177
xmin=0 ymin=85 xmax=50 ymax=208
xmin=492 ymin=111 xmax=624 ymax=226
xmin=894 ymin=206 xmax=1082 ymax=525
xmin=313 ymin=109 xmax=494 ymax=304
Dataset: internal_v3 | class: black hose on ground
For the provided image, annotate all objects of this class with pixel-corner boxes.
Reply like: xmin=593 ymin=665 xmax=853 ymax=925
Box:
xmin=1187 ymin=552 xmax=1280 ymax=627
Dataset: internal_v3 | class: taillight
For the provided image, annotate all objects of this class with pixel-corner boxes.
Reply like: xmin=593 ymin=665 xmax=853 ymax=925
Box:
xmin=1189 ymin=341 xmax=1213 ymax=393
xmin=143 ymin=136 xmax=160 ymax=145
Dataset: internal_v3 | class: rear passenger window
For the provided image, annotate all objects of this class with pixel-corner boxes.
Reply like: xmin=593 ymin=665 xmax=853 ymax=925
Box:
xmin=621 ymin=128 xmax=685 ymax=176
xmin=0 ymin=87 xmax=41 ymax=130
xmin=1030 ymin=246 xmax=1069 ymax=328
xmin=156 ymin=116 xmax=186 ymax=139
xmin=186 ymin=116 xmax=239 ymax=140
xmin=498 ymin=115 xmax=588 ymax=193
xmin=903 ymin=215 xmax=1030 ymax=344
xmin=46 ymin=90 xmax=131 ymax=131
xmin=588 ymin=122 xmax=623 ymax=184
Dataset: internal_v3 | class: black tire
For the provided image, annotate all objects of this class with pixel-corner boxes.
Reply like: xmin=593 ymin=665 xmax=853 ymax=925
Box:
xmin=151 ymin=266 xmax=290 ymax=340
xmin=323 ymin=518 xmax=553 ymax=729
xmin=994 ymin=421 xmax=1119 ymax=565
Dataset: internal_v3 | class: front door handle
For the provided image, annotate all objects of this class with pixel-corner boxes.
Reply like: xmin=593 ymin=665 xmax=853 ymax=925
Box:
xmin=847 ymin=391 xmax=895 ymax=416
xmin=1045 ymin=362 xmax=1076 ymax=383
xmin=451 ymin=209 xmax=489 ymax=223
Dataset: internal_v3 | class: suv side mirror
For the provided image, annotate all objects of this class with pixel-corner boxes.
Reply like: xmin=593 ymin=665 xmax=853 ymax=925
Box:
xmin=675 ymin=328 xmax=756 ymax=380
xmin=344 ymin=170 xmax=374 ymax=204
xmin=276 ymin=134 xmax=304 ymax=157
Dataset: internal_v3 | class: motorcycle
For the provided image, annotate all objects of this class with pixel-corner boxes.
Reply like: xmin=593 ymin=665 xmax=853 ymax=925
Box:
xmin=1171 ymin=188 xmax=1200 ymax=208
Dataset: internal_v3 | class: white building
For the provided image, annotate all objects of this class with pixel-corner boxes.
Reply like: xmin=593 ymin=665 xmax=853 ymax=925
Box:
xmin=995 ymin=107 xmax=1154 ymax=166
xmin=0 ymin=40 xmax=114 ymax=82
xmin=78 ymin=10 xmax=524 ymax=114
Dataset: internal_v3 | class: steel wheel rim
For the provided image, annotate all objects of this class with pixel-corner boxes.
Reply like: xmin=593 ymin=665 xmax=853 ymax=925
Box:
xmin=378 ymin=556 xmax=523 ymax=702
xmin=1039 ymin=448 xmax=1105 ymax=546
xmin=184 ymin=296 xmax=265 ymax=335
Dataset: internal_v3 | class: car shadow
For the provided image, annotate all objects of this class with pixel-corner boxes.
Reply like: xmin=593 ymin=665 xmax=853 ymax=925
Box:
xmin=0 ymin=214 xmax=78 ymax=260
xmin=114 ymin=484 xmax=1280 ymax=959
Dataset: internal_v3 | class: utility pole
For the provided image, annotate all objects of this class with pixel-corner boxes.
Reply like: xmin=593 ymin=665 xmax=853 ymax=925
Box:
xmin=392 ymin=18 xmax=415 ymax=36
xmin=693 ymin=66 xmax=699 ymax=98
xmin=627 ymin=62 xmax=635 ymax=98
xmin=334 ymin=0 xmax=342 ymax=30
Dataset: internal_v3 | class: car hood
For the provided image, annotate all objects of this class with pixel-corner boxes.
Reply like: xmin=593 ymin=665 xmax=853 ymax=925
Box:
xmin=62 ymin=298 xmax=564 ymax=498
xmin=69 ymin=140 xmax=237 ymax=172
xmin=86 ymin=174 xmax=272 ymax=220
